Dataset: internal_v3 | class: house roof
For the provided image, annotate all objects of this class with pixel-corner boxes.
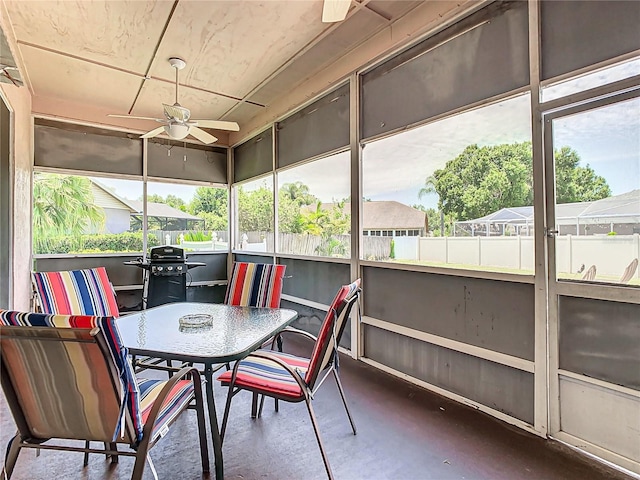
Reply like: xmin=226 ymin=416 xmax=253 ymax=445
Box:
xmin=128 ymin=201 xmax=202 ymax=221
xmin=314 ymin=201 xmax=426 ymax=230
xmin=457 ymin=190 xmax=640 ymax=226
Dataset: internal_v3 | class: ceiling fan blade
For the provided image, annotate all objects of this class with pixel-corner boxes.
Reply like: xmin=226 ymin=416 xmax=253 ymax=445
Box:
xmin=189 ymin=127 xmax=218 ymax=144
xmin=163 ymin=103 xmax=190 ymax=122
xmin=322 ymin=0 xmax=350 ymax=22
xmin=107 ymin=114 xmax=162 ymax=121
xmin=140 ymin=126 xmax=166 ymax=139
xmin=192 ymin=120 xmax=240 ymax=131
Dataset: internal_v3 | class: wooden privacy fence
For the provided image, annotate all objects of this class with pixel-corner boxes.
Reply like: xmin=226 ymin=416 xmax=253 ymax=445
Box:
xmin=240 ymin=233 xmax=392 ymax=259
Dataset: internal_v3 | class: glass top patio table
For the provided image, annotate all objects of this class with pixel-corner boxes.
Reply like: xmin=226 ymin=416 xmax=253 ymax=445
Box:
xmin=117 ymin=302 xmax=298 ymax=480
xmin=117 ymin=302 xmax=298 ymax=364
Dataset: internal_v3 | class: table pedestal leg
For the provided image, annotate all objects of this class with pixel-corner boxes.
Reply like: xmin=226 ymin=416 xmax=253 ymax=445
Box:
xmin=205 ymin=365 xmax=224 ymax=480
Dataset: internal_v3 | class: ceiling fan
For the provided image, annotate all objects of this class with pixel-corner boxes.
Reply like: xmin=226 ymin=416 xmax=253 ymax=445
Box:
xmin=108 ymin=57 xmax=239 ymax=144
xmin=322 ymin=0 xmax=351 ymax=22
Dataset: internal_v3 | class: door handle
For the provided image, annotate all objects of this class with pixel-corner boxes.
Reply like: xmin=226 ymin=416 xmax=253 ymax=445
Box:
xmin=545 ymin=228 xmax=559 ymax=238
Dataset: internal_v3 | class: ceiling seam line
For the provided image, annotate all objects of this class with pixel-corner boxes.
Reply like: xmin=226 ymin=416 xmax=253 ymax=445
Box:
xmin=127 ymin=0 xmax=180 ymax=114
xmin=221 ymin=13 xmax=353 ymax=119
xmin=16 ymin=40 xmax=148 ymax=79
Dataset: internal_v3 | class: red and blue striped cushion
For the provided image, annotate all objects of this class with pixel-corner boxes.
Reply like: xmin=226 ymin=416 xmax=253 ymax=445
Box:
xmin=218 ymin=351 xmax=310 ymax=398
xmin=218 ymin=279 xmax=360 ymax=396
xmin=305 ymin=279 xmax=360 ymax=386
xmin=224 ymin=262 xmax=286 ymax=308
xmin=137 ymin=378 xmax=195 ymax=441
xmin=32 ymin=267 xmax=120 ymax=317
xmin=0 ymin=310 xmax=143 ymax=444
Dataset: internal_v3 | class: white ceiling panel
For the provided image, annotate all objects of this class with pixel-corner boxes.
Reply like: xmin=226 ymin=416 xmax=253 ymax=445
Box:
xmin=21 ymin=45 xmax=141 ymax=112
xmin=131 ymin=77 xmax=240 ymax=122
xmin=149 ymin=0 xmax=330 ymax=98
xmin=4 ymin=0 xmax=174 ymax=73
xmin=223 ymin=101 xmax=265 ymax=132
xmin=247 ymin=7 xmax=388 ymax=105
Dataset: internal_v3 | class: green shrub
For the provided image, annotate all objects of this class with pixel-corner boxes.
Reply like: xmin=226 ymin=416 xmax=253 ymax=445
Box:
xmin=183 ymin=231 xmax=212 ymax=242
xmin=390 ymin=239 xmax=395 ymax=259
xmin=34 ymin=232 xmax=159 ymax=255
xmin=607 ymin=231 xmax=617 ymax=236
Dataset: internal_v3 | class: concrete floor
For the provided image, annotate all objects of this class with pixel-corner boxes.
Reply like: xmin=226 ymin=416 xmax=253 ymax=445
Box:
xmin=0 ymin=338 xmax=632 ymax=480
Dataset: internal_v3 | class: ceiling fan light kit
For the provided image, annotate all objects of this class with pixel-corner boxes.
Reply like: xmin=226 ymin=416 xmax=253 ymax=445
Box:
xmin=107 ymin=57 xmax=239 ymax=145
xmin=164 ymin=123 xmax=189 ymax=140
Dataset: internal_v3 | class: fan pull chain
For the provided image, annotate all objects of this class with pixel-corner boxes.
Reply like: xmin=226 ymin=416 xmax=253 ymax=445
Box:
xmin=184 ymin=142 xmax=187 ymax=162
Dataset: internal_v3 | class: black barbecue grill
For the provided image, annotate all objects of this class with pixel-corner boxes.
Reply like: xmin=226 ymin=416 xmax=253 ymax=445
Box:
xmin=125 ymin=246 xmax=205 ymax=309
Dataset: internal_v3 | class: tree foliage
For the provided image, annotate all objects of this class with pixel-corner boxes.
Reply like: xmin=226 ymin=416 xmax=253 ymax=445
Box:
xmin=237 ymin=184 xmax=274 ymax=232
xmin=33 ymin=173 xmax=105 ymax=251
xmin=146 ymin=193 xmax=186 ymax=211
xmin=424 ymin=142 xmax=611 ymax=222
xmin=189 ymin=187 xmax=228 ymax=231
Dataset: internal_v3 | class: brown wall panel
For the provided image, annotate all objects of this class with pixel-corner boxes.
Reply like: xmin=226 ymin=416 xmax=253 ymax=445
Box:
xmin=365 ymin=325 xmax=534 ymax=424
xmin=363 ymin=266 xmax=535 ymax=360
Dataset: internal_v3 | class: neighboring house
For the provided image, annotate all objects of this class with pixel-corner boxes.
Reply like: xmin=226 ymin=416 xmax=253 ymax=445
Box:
xmin=90 ymin=180 xmax=137 ymax=233
xmin=456 ymin=189 xmax=640 ymax=236
xmin=90 ymin=179 xmax=203 ymax=233
xmin=128 ymin=201 xmax=203 ymax=231
xmin=313 ymin=201 xmax=427 ymax=237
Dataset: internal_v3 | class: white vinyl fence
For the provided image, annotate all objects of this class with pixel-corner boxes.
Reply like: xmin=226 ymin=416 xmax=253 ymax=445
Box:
xmin=412 ymin=234 xmax=639 ymax=278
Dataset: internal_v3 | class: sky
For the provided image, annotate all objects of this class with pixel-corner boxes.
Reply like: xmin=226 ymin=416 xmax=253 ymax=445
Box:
xmin=96 ymin=59 xmax=640 ymax=211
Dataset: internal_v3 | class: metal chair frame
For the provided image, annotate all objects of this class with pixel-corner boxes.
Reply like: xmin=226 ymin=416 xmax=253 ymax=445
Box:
xmin=219 ymin=284 xmax=361 ymax=480
xmin=0 ymin=325 xmax=209 ymax=480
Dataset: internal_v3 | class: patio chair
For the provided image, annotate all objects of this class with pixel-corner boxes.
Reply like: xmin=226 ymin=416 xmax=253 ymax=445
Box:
xmin=0 ymin=310 xmax=209 ymax=480
xmin=31 ymin=267 xmax=120 ymax=316
xmin=218 ymin=278 xmax=361 ymax=480
xmin=222 ymin=261 xmax=287 ymax=375
xmin=620 ymin=258 xmax=638 ymax=284
xmin=581 ymin=264 xmax=597 ymax=281
xmin=224 ymin=261 xmax=286 ymax=308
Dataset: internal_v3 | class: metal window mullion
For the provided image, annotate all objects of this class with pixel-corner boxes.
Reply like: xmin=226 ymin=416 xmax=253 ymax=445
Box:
xmin=142 ymin=138 xmax=148 ymax=261
xmin=528 ymin=0 xmax=549 ymax=439
xmin=350 ymin=72 xmax=363 ymax=360
xmin=272 ymin=123 xmax=278 ymax=262
xmin=227 ymin=146 xmax=234 ymax=275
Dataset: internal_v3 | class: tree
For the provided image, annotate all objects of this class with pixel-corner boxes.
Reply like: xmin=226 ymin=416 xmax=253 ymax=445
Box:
xmin=237 ymin=184 xmax=274 ymax=232
xmin=423 ymin=142 xmax=611 ymax=222
xmin=189 ymin=187 xmax=228 ymax=231
xmin=554 ymin=146 xmax=611 ymax=203
xmin=146 ymin=193 xmax=186 ymax=211
xmin=33 ymin=173 xmax=105 ymax=250
xmin=278 ymin=189 xmax=305 ymax=233
xmin=280 ymin=181 xmax=317 ymax=206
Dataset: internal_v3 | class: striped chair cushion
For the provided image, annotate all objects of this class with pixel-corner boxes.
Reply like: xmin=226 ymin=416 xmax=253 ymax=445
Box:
xmin=305 ymin=279 xmax=360 ymax=386
xmin=32 ymin=267 xmax=120 ymax=317
xmin=218 ymin=351 xmax=310 ymax=398
xmin=0 ymin=310 xmax=143 ymax=444
xmin=224 ymin=262 xmax=286 ymax=308
xmin=137 ymin=378 xmax=195 ymax=442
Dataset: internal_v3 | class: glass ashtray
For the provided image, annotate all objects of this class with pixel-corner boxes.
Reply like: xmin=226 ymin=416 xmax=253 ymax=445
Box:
xmin=179 ymin=313 xmax=213 ymax=328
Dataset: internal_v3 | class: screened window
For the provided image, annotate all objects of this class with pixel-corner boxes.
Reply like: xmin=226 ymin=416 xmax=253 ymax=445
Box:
xmin=362 ymin=94 xmax=534 ymax=273
xmin=277 ymin=152 xmax=351 ymax=258
xmin=542 ymin=57 xmax=640 ymax=103
xmin=234 ymin=176 xmax=274 ymax=252
xmin=33 ymin=173 xmax=144 ymax=255
xmin=551 ymin=95 xmax=640 ymax=286
xmin=145 ymin=181 xmax=228 ymax=252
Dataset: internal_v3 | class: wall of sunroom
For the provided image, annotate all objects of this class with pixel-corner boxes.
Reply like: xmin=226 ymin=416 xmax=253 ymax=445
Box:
xmin=1 ymin=0 xmax=639 ymax=475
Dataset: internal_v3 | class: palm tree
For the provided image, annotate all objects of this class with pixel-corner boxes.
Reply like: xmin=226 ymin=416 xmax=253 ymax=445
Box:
xmin=419 ymin=174 xmax=445 ymax=236
xmin=33 ymin=173 xmax=105 ymax=251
